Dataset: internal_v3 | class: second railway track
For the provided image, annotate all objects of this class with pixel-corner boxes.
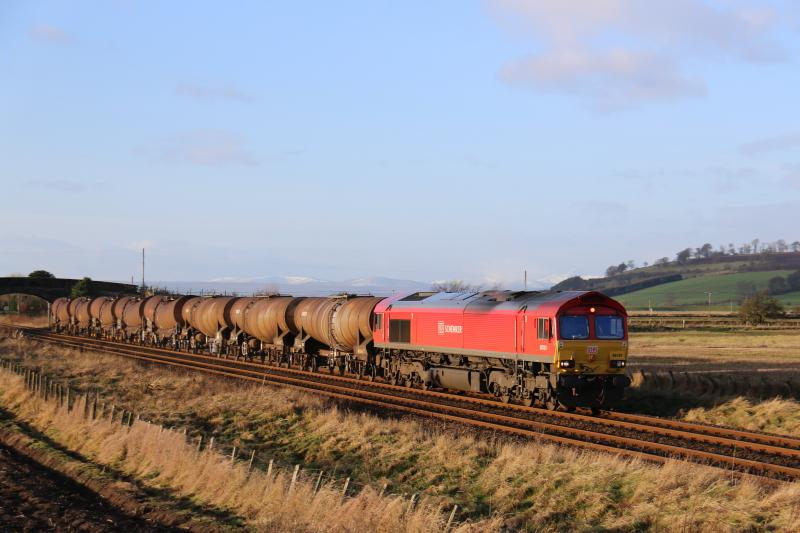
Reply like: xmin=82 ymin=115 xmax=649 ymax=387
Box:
xmin=17 ymin=328 xmax=800 ymax=481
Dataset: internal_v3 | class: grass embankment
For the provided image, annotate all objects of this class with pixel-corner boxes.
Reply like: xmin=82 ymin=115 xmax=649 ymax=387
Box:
xmin=0 ymin=367 xmax=459 ymax=532
xmin=2 ymin=337 xmax=800 ymax=531
xmin=617 ymin=271 xmax=794 ymax=310
xmin=683 ymin=398 xmax=800 ymax=438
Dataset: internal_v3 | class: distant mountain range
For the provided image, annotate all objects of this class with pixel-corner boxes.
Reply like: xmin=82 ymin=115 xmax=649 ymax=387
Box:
xmin=152 ymin=275 xmax=553 ymax=297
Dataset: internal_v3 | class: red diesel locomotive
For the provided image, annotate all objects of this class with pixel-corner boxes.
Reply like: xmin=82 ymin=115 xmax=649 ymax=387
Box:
xmin=51 ymin=289 xmax=630 ymax=412
xmin=373 ymin=290 xmax=629 ymax=411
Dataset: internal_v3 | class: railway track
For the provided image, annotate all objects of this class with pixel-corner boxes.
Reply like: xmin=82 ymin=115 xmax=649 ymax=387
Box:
xmin=14 ymin=328 xmax=800 ymax=481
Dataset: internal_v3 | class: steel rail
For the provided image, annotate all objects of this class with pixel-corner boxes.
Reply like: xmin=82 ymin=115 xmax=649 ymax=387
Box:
xmin=30 ymin=330 xmax=800 ymax=455
xmin=22 ymin=330 xmax=800 ymax=480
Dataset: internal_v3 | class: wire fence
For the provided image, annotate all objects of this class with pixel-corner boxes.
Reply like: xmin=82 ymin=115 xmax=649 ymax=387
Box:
xmin=0 ymin=357 xmax=461 ymax=529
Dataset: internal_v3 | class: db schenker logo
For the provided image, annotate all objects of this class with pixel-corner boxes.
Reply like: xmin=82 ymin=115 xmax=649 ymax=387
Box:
xmin=437 ymin=321 xmax=463 ymax=335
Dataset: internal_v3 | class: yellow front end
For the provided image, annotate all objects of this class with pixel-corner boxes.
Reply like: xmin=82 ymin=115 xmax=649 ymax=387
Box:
xmin=555 ymin=340 xmax=628 ymax=375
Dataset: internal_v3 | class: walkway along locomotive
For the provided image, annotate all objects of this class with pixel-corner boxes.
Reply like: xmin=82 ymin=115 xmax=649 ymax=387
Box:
xmin=50 ymin=289 xmax=630 ymax=412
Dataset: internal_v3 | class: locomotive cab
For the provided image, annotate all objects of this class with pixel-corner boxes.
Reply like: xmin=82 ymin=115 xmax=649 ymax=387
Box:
xmin=553 ymin=298 xmax=630 ymax=409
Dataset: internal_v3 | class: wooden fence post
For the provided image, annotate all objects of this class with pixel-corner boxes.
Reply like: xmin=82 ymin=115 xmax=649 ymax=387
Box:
xmin=446 ymin=504 xmax=458 ymax=530
xmin=407 ymin=493 xmax=418 ymax=514
xmin=289 ymin=464 xmax=300 ymax=492
xmin=231 ymin=447 xmax=237 ymax=464
xmin=267 ymin=459 xmax=273 ymax=479
xmin=208 ymin=436 xmax=215 ymax=453
xmin=379 ymin=482 xmax=388 ymax=497
xmin=341 ymin=477 xmax=350 ymax=501
xmin=247 ymin=450 xmax=256 ymax=473
xmin=197 ymin=435 xmax=204 ymax=452
xmin=313 ymin=470 xmax=324 ymax=494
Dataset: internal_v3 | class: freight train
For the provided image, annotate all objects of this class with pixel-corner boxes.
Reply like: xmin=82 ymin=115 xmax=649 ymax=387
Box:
xmin=50 ymin=290 xmax=630 ymax=412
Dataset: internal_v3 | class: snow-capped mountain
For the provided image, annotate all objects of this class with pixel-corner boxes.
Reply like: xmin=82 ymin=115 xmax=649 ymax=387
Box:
xmin=155 ymin=274 xmax=556 ymax=297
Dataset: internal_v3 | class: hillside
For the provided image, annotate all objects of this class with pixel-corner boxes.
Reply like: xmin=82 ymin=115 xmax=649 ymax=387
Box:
xmin=554 ymin=251 xmax=800 ymax=296
xmin=616 ymin=270 xmax=795 ymax=310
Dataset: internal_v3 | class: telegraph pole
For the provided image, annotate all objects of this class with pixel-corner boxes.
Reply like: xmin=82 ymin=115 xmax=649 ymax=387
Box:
xmin=524 ymin=269 xmax=527 ymax=290
xmin=142 ymin=248 xmax=145 ymax=295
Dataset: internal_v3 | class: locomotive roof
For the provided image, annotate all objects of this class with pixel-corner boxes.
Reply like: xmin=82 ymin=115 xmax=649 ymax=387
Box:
xmin=381 ymin=290 xmax=624 ymax=315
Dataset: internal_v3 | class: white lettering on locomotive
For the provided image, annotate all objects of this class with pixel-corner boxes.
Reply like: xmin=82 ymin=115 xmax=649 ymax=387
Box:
xmin=437 ymin=321 xmax=463 ymax=335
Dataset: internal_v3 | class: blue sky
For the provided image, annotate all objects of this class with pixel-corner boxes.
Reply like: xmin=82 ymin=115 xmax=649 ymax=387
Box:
xmin=2 ymin=1 xmax=799 ymax=285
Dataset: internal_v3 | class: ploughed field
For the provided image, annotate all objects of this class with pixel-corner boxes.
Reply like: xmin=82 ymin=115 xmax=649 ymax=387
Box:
xmin=0 ymin=443 xmax=164 ymax=532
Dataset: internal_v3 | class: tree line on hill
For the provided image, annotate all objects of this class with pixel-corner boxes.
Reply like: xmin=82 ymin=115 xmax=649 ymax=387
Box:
xmin=604 ymin=238 xmax=800 ymax=277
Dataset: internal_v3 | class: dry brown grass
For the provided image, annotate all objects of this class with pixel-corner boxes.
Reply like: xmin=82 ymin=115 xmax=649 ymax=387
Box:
xmin=3 ymin=337 xmax=800 ymax=531
xmin=0 ymin=314 xmax=48 ymax=328
xmin=683 ymin=397 xmax=800 ymax=437
xmin=0 ymin=369 xmax=490 ymax=532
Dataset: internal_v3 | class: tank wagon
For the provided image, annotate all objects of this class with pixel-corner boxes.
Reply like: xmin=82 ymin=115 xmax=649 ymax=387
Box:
xmin=51 ymin=289 xmax=630 ymax=411
xmin=51 ymin=297 xmax=70 ymax=332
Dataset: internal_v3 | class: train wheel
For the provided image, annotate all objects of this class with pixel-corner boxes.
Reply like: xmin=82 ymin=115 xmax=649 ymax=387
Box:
xmin=545 ymin=397 xmax=559 ymax=411
xmin=566 ymin=406 xmax=576 ymax=413
xmin=521 ymin=397 xmax=534 ymax=407
xmin=591 ymin=407 xmax=601 ymax=416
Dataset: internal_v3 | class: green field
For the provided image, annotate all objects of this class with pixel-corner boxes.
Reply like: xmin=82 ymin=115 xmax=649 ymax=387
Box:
xmin=616 ymin=270 xmax=794 ymax=310
xmin=776 ymin=290 xmax=800 ymax=307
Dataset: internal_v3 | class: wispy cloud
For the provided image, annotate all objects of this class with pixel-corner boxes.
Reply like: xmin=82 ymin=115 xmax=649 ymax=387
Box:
xmin=30 ymin=24 xmax=72 ymax=44
xmin=487 ymin=0 xmax=787 ymax=110
xmin=176 ymin=83 xmax=254 ymax=102
xmin=25 ymin=179 xmax=86 ymax=194
xmin=141 ymin=130 xmax=258 ymax=167
xmin=707 ymin=165 xmax=759 ymax=192
xmin=739 ymin=132 xmax=800 ymax=155
xmin=782 ymin=164 xmax=800 ymax=189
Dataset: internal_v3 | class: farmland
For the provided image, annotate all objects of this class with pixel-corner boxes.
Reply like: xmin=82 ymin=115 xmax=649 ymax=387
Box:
xmin=616 ymin=270 xmax=796 ymax=310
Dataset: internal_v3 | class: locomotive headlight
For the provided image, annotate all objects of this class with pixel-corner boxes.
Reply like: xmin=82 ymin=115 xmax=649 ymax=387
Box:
xmin=559 ymin=360 xmax=575 ymax=369
xmin=610 ymin=359 xmax=626 ymax=368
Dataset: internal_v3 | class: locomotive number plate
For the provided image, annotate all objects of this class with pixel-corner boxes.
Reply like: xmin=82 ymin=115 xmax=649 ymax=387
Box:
xmin=587 ymin=346 xmax=598 ymax=354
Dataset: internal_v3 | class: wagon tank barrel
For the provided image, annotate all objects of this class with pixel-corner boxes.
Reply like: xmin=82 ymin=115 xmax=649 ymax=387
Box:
xmin=152 ymin=295 xmax=193 ymax=332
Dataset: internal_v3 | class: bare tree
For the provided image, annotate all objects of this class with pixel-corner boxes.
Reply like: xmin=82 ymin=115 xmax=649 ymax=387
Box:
xmin=695 ymin=243 xmax=713 ymax=259
xmin=751 ymin=238 xmax=760 ymax=254
xmin=431 ymin=280 xmax=480 ymax=292
xmin=254 ymin=283 xmax=280 ymax=296
xmin=792 ymin=241 xmax=800 ymax=253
